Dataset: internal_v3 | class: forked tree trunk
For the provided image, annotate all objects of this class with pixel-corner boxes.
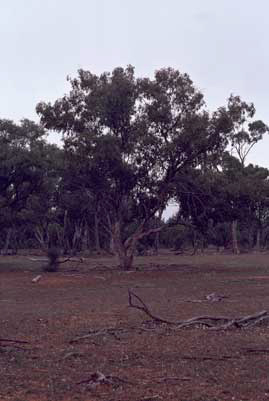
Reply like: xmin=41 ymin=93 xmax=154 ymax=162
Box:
xmin=232 ymin=220 xmax=240 ymax=254
xmin=112 ymin=220 xmax=163 ymax=270
xmin=112 ymin=221 xmax=141 ymax=270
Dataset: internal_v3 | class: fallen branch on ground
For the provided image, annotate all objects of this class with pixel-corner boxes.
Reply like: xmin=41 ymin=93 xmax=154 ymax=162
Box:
xmin=70 ymin=327 xmax=128 ymax=344
xmin=76 ymin=371 xmax=135 ymax=388
xmin=0 ymin=338 xmax=30 ymax=351
xmin=128 ymin=289 xmax=269 ymax=330
xmin=59 ymin=257 xmax=84 ymax=264
xmin=153 ymin=376 xmax=191 ymax=383
xmin=0 ymin=338 xmax=29 ymax=344
xmin=128 ymin=290 xmax=179 ymax=325
xmin=243 ymin=348 xmax=269 ymax=354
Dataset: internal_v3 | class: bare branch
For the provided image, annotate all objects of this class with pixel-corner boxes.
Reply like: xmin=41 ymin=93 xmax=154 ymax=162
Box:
xmin=0 ymin=338 xmax=29 ymax=344
xmin=128 ymin=290 xmax=269 ymax=330
xmin=128 ymin=289 xmax=177 ymax=325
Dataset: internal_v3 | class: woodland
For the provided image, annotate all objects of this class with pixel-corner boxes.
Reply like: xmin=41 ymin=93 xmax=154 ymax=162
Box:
xmin=1 ymin=66 xmax=269 ymax=270
xmin=2 ymin=66 xmax=269 ymax=401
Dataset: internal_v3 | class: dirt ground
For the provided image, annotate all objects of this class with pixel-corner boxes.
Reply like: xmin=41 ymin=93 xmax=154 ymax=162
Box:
xmin=1 ymin=251 xmax=269 ymax=401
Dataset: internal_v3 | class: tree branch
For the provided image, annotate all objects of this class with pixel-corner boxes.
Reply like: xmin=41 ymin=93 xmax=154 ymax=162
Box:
xmin=128 ymin=290 xmax=269 ymax=330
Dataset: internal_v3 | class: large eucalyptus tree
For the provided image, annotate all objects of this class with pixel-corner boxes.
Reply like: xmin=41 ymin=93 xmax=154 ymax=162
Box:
xmin=37 ymin=66 xmax=232 ymax=269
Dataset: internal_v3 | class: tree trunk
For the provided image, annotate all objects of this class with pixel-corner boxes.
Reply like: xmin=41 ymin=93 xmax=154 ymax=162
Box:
xmin=255 ymin=227 xmax=261 ymax=251
xmin=71 ymin=222 xmax=83 ymax=256
xmin=232 ymin=220 xmax=240 ymax=254
xmin=111 ymin=220 xmax=162 ymax=270
xmin=154 ymin=208 xmax=164 ymax=255
xmin=94 ymin=212 xmax=101 ymax=253
xmin=112 ymin=221 xmax=137 ymax=270
xmin=34 ymin=225 xmax=48 ymax=251
xmin=248 ymin=227 xmax=253 ymax=250
xmin=109 ymin=235 xmax=115 ymax=255
xmin=81 ymin=224 xmax=88 ymax=251
xmin=2 ymin=228 xmax=12 ymax=255
xmin=63 ymin=210 xmax=71 ymax=255
xmin=118 ymin=250 xmax=134 ymax=271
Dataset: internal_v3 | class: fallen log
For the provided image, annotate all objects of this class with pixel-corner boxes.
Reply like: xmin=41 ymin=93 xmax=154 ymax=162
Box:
xmin=128 ymin=289 xmax=269 ymax=330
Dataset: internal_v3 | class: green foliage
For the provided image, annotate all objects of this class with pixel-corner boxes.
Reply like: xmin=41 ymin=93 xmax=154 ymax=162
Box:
xmin=160 ymin=223 xmax=189 ymax=249
xmin=0 ymin=66 xmax=268 ymax=261
xmin=36 ymin=66 xmax=236 ymax=268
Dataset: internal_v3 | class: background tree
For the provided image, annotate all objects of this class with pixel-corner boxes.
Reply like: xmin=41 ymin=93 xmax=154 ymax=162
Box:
xmin=0 ymin=119 xmax=49 ymax=253
xmin=224 ymin=95 xmax=268 ymax=166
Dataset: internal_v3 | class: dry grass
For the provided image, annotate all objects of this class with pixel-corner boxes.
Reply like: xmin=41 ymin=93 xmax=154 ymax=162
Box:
xmin=1 ymin=251 xmax=269 ymax=400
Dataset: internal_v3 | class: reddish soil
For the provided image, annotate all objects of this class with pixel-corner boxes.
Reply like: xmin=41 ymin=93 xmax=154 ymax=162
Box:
xmin=1 ymin=252 xmax=269 ymax=400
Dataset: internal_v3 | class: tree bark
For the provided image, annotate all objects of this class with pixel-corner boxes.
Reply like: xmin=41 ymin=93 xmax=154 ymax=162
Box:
xmin=34 ymin=225 xmax=47 ymax=251
xmin=2 ymin=228 xmax=13 ymax=255
xmin=111 ymin=221 xmax=135 ymax=270
xmin=63 ymin=210 xmax=71 ymax=255
xmin=154 ymin=208 xmax=164 ymax=255
xmin=81 ymin=224 xmax=88 ymax=251
xmin=109 ymin=235 xmax=115 ymax=255
xmin=255 ymin=227 xmax=261 ymax=251
xmin=112 ymin=220 xmax=163 ymax=270
xmin=71 ymin=222 xmax=83 ymax=256
xmin=248 ymin=227 xmax=253 ymax=250
xmin=94 ymin=211 xmax=101 ymax=253
xmin=232 ymin=220 xmax=240 ymax=254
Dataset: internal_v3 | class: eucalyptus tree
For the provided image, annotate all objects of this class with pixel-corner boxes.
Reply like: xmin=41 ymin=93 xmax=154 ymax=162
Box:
xmin=21 ymin=143 xmax=63 ymax=250
xmin=223 ymin=95 xmax=268 ymax=166
xmin=37 ymin=66 xmax=233 ymax=269
xmin=0 ymin=119 xmax=48 ymax=252
xmin=188 ymin=96 xmax=269 ymax=253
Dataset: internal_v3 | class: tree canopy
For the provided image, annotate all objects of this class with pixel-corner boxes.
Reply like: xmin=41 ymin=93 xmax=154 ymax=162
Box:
xmin=0 ymin=66 xmax=268 ymax=266
xmin=36 ymin=66 xmax=240 ymax=269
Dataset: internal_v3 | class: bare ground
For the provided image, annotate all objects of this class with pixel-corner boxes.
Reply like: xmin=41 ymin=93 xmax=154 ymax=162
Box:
xmin=1 ymin=251 xmax=269 ymax=400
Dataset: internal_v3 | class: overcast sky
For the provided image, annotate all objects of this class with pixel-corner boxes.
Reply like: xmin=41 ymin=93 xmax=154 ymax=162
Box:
xmin=1 ymin=0 xmax=269 ymax=170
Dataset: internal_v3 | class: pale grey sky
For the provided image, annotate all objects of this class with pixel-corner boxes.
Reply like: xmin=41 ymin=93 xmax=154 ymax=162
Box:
xmin=1 ymin=0 xmax=269 ymax=170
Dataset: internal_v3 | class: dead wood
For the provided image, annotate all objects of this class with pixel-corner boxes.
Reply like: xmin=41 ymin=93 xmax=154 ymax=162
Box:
xmin=32 ymin=275 xmax=42 ymax=283
xmin=128 ymin=289 xmax=269 ymax=330
xmin=153 ymin=376 xmax=191 ymax=383
xmin=0 ymin=338 xmax=30 ymax=351
xmin=62 ymin=351 xmax=84 ymax=360
xmin=0 ymin=338 xmax=29 ymax=344
xmin=128 ymin=289 xmax=177 ymax=325
xmin=58 ymin=257 xmax=84 ymax=264
xmin=70 ymin=327 xmax=128 ymax=344
xmin=76 ymin=371 xmax=135 ymax=388
xmin=243 ymin=348 xmax=269 ymax=354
